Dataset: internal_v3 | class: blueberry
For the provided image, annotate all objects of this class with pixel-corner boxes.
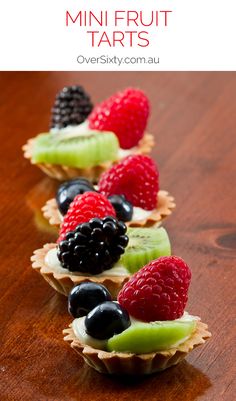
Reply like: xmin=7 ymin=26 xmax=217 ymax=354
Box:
xmin=85 ymin=301 xmax=131 ymax=340
xmin=108 ymin=195 xmax=133 ymax=222
xmin=68 ymin=283 xmax=112 ymax=318
xmin=56 ymin=178 xmax=96 ymax=215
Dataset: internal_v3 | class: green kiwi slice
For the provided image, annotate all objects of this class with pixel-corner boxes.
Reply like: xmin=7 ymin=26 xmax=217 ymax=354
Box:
xmin=107 ymin=318 xmax=196 ymax=353
xmin=32 ymin=131 xmax=119 ymax=168
xmin=121 ymin=227 xmax=171 ymax=274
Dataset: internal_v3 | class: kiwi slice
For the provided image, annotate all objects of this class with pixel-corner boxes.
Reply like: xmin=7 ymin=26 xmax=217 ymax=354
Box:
xmin=121 ymin=227 xmax=171 ymax=274
xmin=107 ymin=319 xmax=196 ymax=353
xmin=32 ymin=131 xmax=119 ymax=168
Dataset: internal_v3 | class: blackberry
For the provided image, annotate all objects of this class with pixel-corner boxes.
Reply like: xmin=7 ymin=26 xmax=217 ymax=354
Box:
xmin=51 ymin=85 xmax=93 ymax=129
xmin=57 ymin=216 xmax=129 ymax=274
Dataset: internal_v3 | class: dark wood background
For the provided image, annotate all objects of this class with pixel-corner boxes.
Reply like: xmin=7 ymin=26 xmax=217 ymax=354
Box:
xmin=0 ymin=72 xmax=236 ymax=401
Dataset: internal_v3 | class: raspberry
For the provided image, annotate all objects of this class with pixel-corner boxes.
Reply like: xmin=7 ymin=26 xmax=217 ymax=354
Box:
xmin=88 ymin=88 xmax=149 ymax=149
xmin=98 ymin=155 xmax=159 ymax=210
xmin=51 ymin=85 xmax=93 ymax=129
xmin=118 ymin=256 xmax=191 ymax=322
xmin=58 ymin=192 xmax=116 ymax=242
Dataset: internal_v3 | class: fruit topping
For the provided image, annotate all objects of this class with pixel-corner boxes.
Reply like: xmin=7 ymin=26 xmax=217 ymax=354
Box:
xmin=98 ymin=155 xmax=159 ymax=210
xmin=51 ymin=85 xmax=93 ymax=129
xmin=58 ymin=192 xmax=116 ymax=242
xmin=32 ymin=131 xmax=119 ymax=168
xmin=107 ymin=317 xmax=196 ymax=353
xmin=85 ymin=301 xmax=131 ymax=340
xmin=56 ymin=178 xmax=96 ymax=216
xmin=88 ymin=88 xmax=149 ymax=149
xmin=57 ymin=216 xmax=129 ymax=274
xmin=108 ymin=194 xmax=133 ymax=222
xmin=118 ymin=256 xmax=191 ymax=322
xmin=68 ymin=283 xmax=112 ymax=318
xmin=121 ymin=227 xmax=171 ymax=274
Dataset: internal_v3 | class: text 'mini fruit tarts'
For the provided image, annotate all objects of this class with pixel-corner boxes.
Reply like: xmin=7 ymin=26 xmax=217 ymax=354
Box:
xmin=31 ymin=191 xmax=171 ymax=298
xmin=63 ymin=257 xmax=211 ymax=375
xmin=42 ymin=155 xmax=175 ymax=229
xmin=23 ymin=86 xmax=154 ymax=182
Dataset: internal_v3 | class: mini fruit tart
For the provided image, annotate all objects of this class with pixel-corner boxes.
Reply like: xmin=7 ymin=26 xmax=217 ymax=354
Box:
xmin=63 ymin=257 xmax=211 ymax=375
xmin=42 ymin=155 xmax=175 ymax=229
xmin=23 ymin=86 xmax=154 ymax=182
xmin=31 ymin=197 xmax=171 ymax=297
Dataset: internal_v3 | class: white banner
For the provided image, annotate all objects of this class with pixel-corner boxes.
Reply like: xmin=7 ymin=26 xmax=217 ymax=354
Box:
xmin=1 ymin=0 xmax=236 ymax=70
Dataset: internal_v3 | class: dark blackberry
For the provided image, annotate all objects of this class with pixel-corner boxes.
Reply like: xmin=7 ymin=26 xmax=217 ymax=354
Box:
xmin=57 ymin=216 xmax=129 ymax=274
xmin=51 ymin=85 xmax=93 ymax=129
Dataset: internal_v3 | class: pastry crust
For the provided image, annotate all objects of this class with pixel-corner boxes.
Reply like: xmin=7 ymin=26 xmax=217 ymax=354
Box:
xmin=22 ymin=133 xmax=154 ymax=182
xmin=31 ymin=243 xmax=130 ymax=298
xmin=42 ymin=190 xmax=176 ymax=228
xmin=63 ymin=320 xmax=211 ymax=375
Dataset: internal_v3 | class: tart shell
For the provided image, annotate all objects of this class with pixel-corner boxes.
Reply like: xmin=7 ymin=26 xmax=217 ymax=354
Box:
xmin=22 ymin=133 xmax=154 ymax=182
xmin=42 ymin=190 xmax=176 ymax=228
xmin=31 ymin=243 xmax=130 ymax=298
xmin=63 ymin=321 xmax=211 ymax=375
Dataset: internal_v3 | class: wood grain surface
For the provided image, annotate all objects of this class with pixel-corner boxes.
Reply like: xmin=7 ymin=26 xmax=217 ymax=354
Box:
xmin=0 ymin=72 xmax=236 ymax=401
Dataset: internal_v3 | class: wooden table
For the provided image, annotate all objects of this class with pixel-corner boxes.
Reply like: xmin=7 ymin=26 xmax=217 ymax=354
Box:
xmin=0 ymin=72 xmax=236 ymax=401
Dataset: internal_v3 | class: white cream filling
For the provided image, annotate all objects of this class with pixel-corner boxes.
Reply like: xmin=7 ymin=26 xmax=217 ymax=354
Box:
xmin=50 ymin=120 xmax=138 ymax=160
xmin=72 ymin=317 xmax=108 ymax=350
xmin=118 ymin=148 xmax=136 ymax=159
xmin=45 ymin=247 xmax=129 ymax=277
xmin=132 ymin=207 xmax=154 ymax=221
xmin=50 ymin=121 xmax=95 ymax=138
xmin=72 ymin=312 xmax=199 ymax=351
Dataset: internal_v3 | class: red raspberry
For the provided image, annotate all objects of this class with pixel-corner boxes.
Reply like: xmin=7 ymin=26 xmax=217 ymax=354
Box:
xmin=98 ymin=155 xmax=159 ymax=210
xmin=118 ymin=256 xmax=191 ymax=322
xmin=88 ymin=88 xmax=150 ymax=149
xmin=58 ymin=192 xmax=116 ymax=242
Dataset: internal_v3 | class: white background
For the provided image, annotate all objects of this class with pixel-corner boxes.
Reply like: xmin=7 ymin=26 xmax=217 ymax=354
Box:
xmin=0 ymin=0 xmax=236 ymax=70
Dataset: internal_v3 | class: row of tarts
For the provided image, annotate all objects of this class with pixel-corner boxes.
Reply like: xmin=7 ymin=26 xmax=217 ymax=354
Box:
xmin=23 ymin=85 xmax=211 ymax=375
